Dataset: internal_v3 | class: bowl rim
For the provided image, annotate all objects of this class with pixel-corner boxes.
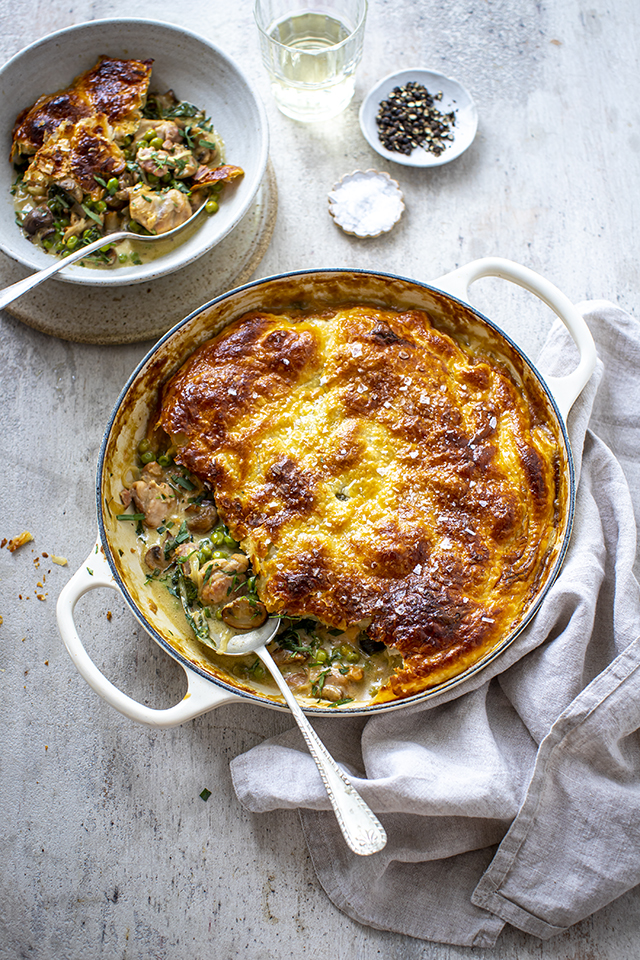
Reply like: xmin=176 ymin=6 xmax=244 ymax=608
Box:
xmin=0 ymin=17 xmax=269 ymax=285
xmin=96 ymin=266 xmax=576 ymax=717
xmin=359 ymin=66 xmax=478 ymax=168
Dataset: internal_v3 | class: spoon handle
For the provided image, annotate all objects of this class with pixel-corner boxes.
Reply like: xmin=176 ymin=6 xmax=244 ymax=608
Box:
xmin=0 ymin=232 xmax=130 ymax=311
xmin=257 ymin=645 xmax=387 ymax=856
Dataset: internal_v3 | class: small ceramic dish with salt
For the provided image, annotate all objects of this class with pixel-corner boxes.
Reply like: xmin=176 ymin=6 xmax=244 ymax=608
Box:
xmin=328 ymin=170 xmax=404 ymax=238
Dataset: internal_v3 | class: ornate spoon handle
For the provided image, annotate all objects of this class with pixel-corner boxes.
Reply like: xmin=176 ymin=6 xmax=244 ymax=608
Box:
xmin=258 ymin=645 xmax=387 ymax=856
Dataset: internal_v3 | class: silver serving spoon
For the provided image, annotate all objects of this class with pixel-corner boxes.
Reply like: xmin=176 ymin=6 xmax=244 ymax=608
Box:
xmin=0 ymin=202 xmax=208 ymax=311
xmin=224 ymin=617 xmax=387 ymax=857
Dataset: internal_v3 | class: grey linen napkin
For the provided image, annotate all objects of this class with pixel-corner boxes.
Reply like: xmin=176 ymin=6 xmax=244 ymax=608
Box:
xmin=230 ymin=301 xmax=640 ymax=947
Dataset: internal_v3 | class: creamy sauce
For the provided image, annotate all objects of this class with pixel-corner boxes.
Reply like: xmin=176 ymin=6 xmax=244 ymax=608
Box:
xmin=119 ymin=448 xmax=398 ymax=707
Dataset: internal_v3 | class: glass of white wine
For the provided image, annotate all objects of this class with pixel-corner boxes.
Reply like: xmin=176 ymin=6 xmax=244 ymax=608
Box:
xmin=254 ymin=0 xmax=368 ymax=122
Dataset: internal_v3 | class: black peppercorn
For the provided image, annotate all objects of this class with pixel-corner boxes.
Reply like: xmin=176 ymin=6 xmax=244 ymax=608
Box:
xmin=375 ymin=81 xmax=456 ymax=157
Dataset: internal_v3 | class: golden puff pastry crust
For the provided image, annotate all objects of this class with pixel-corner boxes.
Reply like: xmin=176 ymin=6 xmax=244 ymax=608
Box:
xmin=11 ymin=56 xmax=153 ymax=160
xmin=158 ymin=304 xmax=569 ymax=701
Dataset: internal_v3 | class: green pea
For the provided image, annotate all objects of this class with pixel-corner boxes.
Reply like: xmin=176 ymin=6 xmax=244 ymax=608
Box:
xmin=144 ymin=129 xmax=156 ymax=141
xmin=223 ymin=534 xmax=237 ymax=547
xmin=137 ymin=438 xmax=151 ymax=454
xmin=147 ymin=174 xmax=159 ymax=185
xmin=211 ymin=528 xmax=224 ymax=545
xmin=140 ymin=451 xmax=155 ymax=464
xmin=150 ymin=137 xmax=164 ymax=150
xmin=340 ymin=644 xmax=361 ymax=663
xmin=157 ymin=454 xmax=172 ymax=467
xmin=106 ymin=177 xmax=119 ymax=195
xmin=211 ymin=549 xmax=227 ymax=559
xmin=314 ymin=649 xmax=329 ymax=664
xmin=199 ymin=544 xmax=213 ymax=562
xmin=118 ymin=253 xmax=128 ymax=263
xmin=65 ymin=235 xmax=78 ymax=249
xmin=95 ymin=200 xmax=107 ymax=213
xmin=205 ymin=199 xmax=219 ymax=215
xmin=211 ymin=182 xmax=224 ymax=194
xmin=252 ymin=663 xmax=266 ymax=680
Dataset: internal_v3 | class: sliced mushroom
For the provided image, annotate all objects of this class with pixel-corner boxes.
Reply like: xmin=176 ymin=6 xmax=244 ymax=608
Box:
xmin=55 ymin=177 xmax=83 ymax=204
xmin=144 ymin=544 xmax=170 ymax=571
xmin=22 ymin=205 xmax=54 ymax=235
xmin=221 ymin=596 xmax=268 ymax=630
xmin=320 ymin=664 xmax=364 ymax=701
xmin=185 ymin=500 xmax=218 ymax=532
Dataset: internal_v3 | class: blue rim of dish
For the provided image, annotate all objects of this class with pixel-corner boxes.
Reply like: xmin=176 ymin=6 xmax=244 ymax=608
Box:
xmin=97 ymin=267 xmax=575 ymax=716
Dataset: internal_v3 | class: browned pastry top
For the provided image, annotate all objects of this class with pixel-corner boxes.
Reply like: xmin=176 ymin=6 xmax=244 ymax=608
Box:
xmin=158 ymin=304 xmax=567 ymax=700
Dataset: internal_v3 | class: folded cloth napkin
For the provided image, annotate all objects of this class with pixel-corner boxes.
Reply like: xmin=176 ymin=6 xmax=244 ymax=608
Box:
xmin=231 ymin=301 xmax=640 ymax=947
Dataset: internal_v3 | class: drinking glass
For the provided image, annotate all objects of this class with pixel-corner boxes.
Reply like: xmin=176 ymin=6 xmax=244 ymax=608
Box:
xmin=254 ymin=0 xmax=367 ymax=122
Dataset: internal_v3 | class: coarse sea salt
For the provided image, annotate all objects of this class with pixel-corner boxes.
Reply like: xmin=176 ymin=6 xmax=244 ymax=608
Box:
xmin=328 ymin=170 xmax=404 ymax=238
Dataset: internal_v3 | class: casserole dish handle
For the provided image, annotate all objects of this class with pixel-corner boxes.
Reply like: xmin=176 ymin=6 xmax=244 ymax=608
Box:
xmin=432 ymin=257 xmax=597 ymax=420
xmin=57 ymin=544 xmax=239 ymax=727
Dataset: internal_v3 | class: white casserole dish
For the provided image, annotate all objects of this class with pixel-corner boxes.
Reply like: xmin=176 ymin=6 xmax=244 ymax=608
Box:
xmin=57 ymin=257 xmax=596 ymax=725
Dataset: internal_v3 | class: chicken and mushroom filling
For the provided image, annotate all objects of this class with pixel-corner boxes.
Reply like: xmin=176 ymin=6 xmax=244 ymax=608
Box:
xmin=118 ymin=434 xmax=399 ymax=706
xmin=11 ymin=72 xmax=243 ymax=267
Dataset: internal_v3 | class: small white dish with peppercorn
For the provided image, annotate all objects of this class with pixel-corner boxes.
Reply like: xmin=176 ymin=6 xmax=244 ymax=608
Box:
xmin=359 ymin=68 xmax=477 ymax=167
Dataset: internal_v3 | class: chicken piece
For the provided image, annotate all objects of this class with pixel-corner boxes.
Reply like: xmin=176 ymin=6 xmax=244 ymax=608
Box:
xmin=224 ymin=553 xmax=250 ymax=574
xmin=128 ymin=184 xmax=192 ymax=234
xmin=199 ymin=555 xmax=248 ymax=604
xmin=165 ymin=145 xmax=198 ymax=179
xmin=135 ymin=144 xmax=198 ymax=179
xmin=124 ymin=465 xmax=176 ymax=529
xmin=133 ymin=119 xmax=182 ymax=143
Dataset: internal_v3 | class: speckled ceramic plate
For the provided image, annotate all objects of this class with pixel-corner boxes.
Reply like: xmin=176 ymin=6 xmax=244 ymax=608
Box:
xmin=0 ymin=19 xmax=269 ymax=286
xmin=0 ymin=161 xmax=277 ymax=344
xmin=359 ymin=68 xmax=478 ymax=167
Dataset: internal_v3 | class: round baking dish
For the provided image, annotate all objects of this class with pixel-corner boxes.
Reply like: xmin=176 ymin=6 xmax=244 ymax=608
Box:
xmin=57 ymin=259 xmax=596 ymax=726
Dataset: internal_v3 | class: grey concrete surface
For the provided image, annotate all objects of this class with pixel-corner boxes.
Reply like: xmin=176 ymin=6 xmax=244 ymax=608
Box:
xmin=1 ymin=1 xmax=639 ymax=957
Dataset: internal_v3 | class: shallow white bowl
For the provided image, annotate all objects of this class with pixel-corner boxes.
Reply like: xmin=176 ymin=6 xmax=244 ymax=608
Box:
xmin=359 ymin=67 xmax=477 ymax=168
xmin=0 ymin=19 xmax=269 ymax=286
